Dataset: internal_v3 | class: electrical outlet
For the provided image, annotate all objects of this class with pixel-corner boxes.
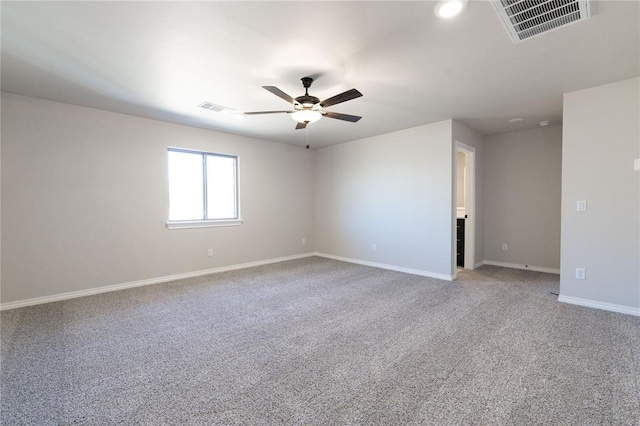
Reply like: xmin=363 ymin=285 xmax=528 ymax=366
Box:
xmin=207 ymin=248 xmax=213 ymax=257
xmin=372 ymin=243 xmax=377 ymax=252
xmin=575 ymin=268 xmax=586 ymax=280
xmin=302 ymin=237 xmax=306 ymax=245
xmin=502 ymin=243 xmax=508 ymax=251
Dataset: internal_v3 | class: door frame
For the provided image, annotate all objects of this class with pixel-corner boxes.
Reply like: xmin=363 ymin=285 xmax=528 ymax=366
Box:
xmin=453 ymin=141 xmax=476 ymax=278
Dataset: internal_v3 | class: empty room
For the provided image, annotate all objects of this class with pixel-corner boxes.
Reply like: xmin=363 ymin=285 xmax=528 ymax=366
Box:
xmin=1 ymin=1 xmax=639 ymax=424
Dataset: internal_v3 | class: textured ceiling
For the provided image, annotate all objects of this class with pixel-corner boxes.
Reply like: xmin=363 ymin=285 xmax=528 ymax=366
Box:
xmin=2 ymin=1 xmax=638 ymax=148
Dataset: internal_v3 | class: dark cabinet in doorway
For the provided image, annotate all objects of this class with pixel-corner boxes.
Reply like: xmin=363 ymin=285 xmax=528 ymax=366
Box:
xmin=457 ymin=218 xmax=465 ymax=267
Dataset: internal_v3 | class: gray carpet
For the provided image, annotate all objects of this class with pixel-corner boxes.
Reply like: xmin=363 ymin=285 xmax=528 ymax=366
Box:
xmin=1 ymin=257 xmax=639 ymax=425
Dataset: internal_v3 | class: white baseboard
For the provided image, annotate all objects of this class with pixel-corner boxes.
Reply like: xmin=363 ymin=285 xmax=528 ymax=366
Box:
xmin=0 ymin=253 xmax=315 ymax=311
xmin=479 ymin=260 xmax=560 ymax=275
xmin=314 ymin=252 xmax=453 ymax=281
xmin=558 ymin=295 xmax=640 ymax=317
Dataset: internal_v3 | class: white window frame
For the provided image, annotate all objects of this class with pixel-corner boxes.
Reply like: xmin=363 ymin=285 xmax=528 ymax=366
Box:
xmin=166 ymin=147 xmax=243 ymax=230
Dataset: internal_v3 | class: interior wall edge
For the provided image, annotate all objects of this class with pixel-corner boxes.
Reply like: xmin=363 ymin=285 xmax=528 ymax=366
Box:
xmin=480 ymin=260 xmax=560 ymax=275
xmin=0 ymin=253 xmax=316 ymax=311
xmin=558 ymin=295 xmax=640 ymax=317
xmin=314 ymin=252 xmax=453 ymax=281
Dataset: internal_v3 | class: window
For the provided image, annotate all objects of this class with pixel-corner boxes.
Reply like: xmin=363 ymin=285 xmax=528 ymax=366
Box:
xmin=166 ymin=148 xmax=241 ymax=229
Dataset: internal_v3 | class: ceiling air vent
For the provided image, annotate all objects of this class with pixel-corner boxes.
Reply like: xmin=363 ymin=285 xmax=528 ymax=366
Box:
xmin=491 ymin=0 xmax=590 ymax=43
xmin=199 ymin=101 xmax=245 ymax=119
xmin=199 ymin=102 xmax=228 ymax=112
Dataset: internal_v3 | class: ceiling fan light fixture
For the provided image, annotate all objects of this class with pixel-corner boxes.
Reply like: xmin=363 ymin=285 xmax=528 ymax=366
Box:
xmin=291 ymin=110 xmax=322 ymax=124
xmin=434 ymin=0 xmax=467 ymax=19
xmin=247 ymin=77 xmax=362 ymax=130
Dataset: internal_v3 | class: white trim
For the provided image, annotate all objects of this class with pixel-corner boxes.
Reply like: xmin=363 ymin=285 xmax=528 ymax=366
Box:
xmin=314 ymin=252 xmax=453 ymax=281
xmin=558 ymin=295 xmax=640 ymax=317
xmin=0 ymin=253 xmax=314 ymax=311
xmin=166 ymin=218 xmax=243 ymax=229
xmin=454 ymin=141 xmax=476 ymax=273
xmin=480 ymin=260 xmax=560 ymax=274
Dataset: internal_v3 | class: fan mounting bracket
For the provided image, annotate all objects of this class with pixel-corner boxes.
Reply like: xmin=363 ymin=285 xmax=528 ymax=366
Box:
xmin=301 ymin=77 xmax=314 ymax=89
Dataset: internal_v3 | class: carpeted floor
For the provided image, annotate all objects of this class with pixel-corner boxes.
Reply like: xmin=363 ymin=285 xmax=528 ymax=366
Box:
xmin=1 ymin=256 xmax=639 ymax=425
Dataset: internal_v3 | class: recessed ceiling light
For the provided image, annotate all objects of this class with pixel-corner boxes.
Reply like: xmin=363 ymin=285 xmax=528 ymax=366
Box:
xmin=539 ymin=120 xmax=550 ymax=127
xmin=508 ymin=118 xmax=524 ymax=124
xmin=434 ymin=0 xmax=468 ymax=19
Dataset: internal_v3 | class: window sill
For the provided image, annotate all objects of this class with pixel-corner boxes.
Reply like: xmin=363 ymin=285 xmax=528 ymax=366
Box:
xmin=166 ymin=219 xmax=243 ymax=230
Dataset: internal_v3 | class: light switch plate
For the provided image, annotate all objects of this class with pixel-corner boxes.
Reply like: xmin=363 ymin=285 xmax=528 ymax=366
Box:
xmin=576 ymin=200 xmax=587 ymax=212
xmin=634 ymin=159 xmax=640 ymax=171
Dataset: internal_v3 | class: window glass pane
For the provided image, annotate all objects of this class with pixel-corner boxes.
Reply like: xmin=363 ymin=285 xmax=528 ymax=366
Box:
xmin=168 ymin=151 xmax=204 ymax=220
xmin=206 ymin=155 xmax=236 ymax=219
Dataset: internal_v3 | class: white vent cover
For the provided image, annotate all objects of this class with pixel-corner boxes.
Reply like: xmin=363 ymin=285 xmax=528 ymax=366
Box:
xmin=491 ymin=0 xmax=590 ymax=43
xmin=199 ymin=102 xmax=245 ymax=119
xmin=199 ymin=102 xmax=228 ymax=112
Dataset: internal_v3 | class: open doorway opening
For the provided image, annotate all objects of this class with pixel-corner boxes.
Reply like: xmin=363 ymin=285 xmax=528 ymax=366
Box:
xmin=454 ymin=141 xmax=476 ymax=277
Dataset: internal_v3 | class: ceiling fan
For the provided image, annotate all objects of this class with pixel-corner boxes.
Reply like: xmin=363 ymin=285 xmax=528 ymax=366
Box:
xmin=244 ymin=77 xmax=363 ymax=130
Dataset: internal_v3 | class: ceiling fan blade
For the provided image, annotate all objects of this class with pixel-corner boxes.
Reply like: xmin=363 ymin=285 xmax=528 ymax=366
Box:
xmin=320 ymin=88 xmax=363 ymax=108
xmin=244 ymin=110 xmax=293 ymax=115
xmin=263 ymin=86 xmax=296 ymax=104
xmin=322 ymin=111 xmax=362 ymax=122
xmin=295 ymin=121 xmax=307 ymax=130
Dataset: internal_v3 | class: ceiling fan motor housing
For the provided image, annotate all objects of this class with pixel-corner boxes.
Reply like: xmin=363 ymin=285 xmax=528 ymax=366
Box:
xmin=295 ymin=94 xmax=320 ymax=109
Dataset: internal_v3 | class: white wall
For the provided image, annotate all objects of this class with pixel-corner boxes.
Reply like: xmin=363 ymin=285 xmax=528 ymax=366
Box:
xmin=314 ymin=120 xmax=454 ymax=279
xmin=483 ymin=125 xmax=562 ymax=271
xmin=1 ymin=93 xmax=315 ymax=304
xmin=560 ymin=77 xmax=640 ymax=314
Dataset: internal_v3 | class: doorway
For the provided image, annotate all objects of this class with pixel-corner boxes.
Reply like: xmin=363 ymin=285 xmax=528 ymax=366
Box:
xmin=454 ymin=141 xmax=476 ymax=278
